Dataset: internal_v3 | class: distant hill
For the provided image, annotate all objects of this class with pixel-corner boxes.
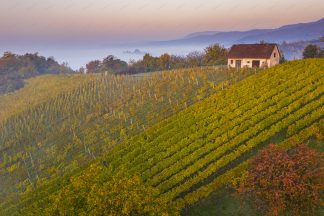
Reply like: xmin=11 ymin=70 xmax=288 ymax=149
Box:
xmin=184 ymin=31 xmax=221 ymax=39
xmin=237 ymin=18 xmax=324 ymax=44
xmin=152 ymin=18 xmax=324 ymax=47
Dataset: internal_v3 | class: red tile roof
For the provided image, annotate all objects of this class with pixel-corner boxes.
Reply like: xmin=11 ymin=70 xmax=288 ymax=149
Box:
xmin=228 ymin=44 xmax=279 ymax=59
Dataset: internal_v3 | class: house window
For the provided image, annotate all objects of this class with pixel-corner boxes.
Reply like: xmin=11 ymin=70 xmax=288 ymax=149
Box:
xmin=274 ymin=53 xmax=276 ymax=58
xmin=247 ymin=61 xmax=250 ymax=63
xmin=230 ymin=60 xmax=233 ymax=64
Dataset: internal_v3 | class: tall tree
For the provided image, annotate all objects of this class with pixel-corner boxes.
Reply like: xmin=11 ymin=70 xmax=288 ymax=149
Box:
xmin=303 ymin=44 xmax=321 ymax=58
xmin=142 ymin=53 xmax=157 ymax=72
xmin=86 ymin=60 xmax=101 ymax=73
xmin=204 ymin=44 xmax=228 ymax=65
xmin=102 ymin=55 xmax=128 ymax=74
xmin=320 ymin=36 xmax=324 ymax=42
xmin=158 ymin=53 xmax=171 ymax=70
xmin=186 ymin=51 xmax=204 ymax=67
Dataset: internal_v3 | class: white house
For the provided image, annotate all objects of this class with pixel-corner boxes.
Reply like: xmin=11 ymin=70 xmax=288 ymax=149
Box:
xmin=228 ymin=44 xmax=281 ymax=68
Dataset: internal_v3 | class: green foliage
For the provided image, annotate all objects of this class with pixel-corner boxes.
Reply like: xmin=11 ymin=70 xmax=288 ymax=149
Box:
xmin=303 ymin=44 xmax=324 ymax=59
xmin=182 ymin=187 xmax=256 ymax=216
xmin=84 ymin=174 xmax=172 ymax=216
xmin=279 ymin=53 xmax=287 ymax=64
xmin=25 ymin=164 xmax=175 ymax=215
xmin=2 ymin=153 xmax=9 ymax=167
xmin=100 ymin=44 xmax=229 ymax=74
xmin=86 ymin=55 xmax=128 ymax=74
xmin=158 ymin=54 xmax=172 ymax=71
xmin=204 ymin=44 xmax=228 ymax=65
xmin=0 ymin=52 xmax=73 ymax=94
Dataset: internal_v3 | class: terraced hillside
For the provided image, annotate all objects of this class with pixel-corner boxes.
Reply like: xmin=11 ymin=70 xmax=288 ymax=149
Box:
xmin=0 ymin=67 xmax=250 ymax=208
xmin=8 ymin=59 xmax=323 ymax=215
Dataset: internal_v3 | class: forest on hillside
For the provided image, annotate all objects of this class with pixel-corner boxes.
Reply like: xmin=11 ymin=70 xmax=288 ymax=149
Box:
xmin=0 ymin=52 xmax=73 ymax=94
xmin=83 ymin=44 xmax=228 ymax=74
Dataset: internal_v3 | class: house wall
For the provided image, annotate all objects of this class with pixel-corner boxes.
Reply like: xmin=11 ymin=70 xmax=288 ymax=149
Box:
xmin=228 ymin=58 xmax=268 ymax=68
xmin=267 ymin=46 xmax=281 ymax=67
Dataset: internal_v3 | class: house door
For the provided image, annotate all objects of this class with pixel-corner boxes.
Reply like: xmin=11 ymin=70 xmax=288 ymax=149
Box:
xmin=235 ymin=60 xmax=242 ymax=68
xmin=252 ymin=60 xmax=260 ymax=68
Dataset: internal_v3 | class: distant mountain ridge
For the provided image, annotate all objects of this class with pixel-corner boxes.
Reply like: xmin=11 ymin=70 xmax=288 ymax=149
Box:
xmin=184 ymin=31 xmax=221 ymax=39
xmin=153 ymin=18 xmax=324 ymax=47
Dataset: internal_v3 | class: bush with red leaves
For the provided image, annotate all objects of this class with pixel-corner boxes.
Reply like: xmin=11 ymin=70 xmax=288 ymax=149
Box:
xmin=238 ymin=144 xmax=323 ymax=216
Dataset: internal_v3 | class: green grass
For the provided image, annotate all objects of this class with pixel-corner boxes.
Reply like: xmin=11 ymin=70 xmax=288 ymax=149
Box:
xmin=306 ymin=139 xmax=324 ymax=152
xmin=182 ymin=187 xmax=256 ymax=216
xmin=183 ymin=185 xmax=323 ymax=216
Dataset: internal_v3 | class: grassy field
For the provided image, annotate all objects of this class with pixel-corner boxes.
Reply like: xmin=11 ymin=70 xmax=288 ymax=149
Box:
xmin=183 ymin=187 xmax=256 ymax=216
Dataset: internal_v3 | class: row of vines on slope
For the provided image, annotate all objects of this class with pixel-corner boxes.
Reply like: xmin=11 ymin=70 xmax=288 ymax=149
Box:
xmin=0 ymin=67 xmax=252 ymax=205
xmin=2 ymin=59 xmax=323 ymax=215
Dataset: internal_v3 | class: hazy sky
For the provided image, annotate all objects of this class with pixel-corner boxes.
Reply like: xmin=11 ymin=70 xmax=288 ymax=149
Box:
xmin=1 ymin=0 xmax=323 ymax=44
xmin=1 ymin=0 xmax=323 ymax=69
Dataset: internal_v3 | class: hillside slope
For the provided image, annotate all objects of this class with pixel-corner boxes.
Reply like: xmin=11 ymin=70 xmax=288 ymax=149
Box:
xmin=101 ymin=59 xmax=324 ymax=208
xmin=0 ymin=67 xmax=251 ymax=208
xmin=11 ymin=59 xmax=323 ymax=215
xmin=0 ymin=74 xmax=91 ymax=122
